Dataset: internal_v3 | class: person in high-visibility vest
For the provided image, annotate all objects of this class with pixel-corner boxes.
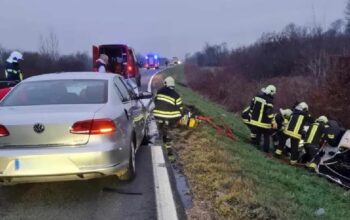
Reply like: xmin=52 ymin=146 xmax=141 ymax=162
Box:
xmin=271 ymin=108 xmax=292 ymax=150
xmin=248 ymin=85 xmax=277 ymax=153
xmin=153 ymin=76 xmax=183 ymax=150
xmin=306 ymin=120 xmax=346 ymax=170
xmin=303 ymin=116 xmax=329 ymax=169
xmin=4 ymin=51 xmax=24 ymax=81
xmin=275 ymin=102 xmax=313 ymax=165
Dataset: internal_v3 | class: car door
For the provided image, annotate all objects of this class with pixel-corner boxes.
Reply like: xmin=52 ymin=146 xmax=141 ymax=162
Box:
xmin=114 ymin=77 xmax=144 ymax=147
xmin=121 ymin=78 xmax=146 ymax=146
xmin=92 ymin=46 xmax=99 ymax=71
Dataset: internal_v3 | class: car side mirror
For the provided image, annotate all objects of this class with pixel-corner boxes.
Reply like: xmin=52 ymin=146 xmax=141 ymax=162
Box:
xmin=137 ymin=91 xmax=153 ymax=99
xmin=136 ymin=62 xmax=142 ymax=68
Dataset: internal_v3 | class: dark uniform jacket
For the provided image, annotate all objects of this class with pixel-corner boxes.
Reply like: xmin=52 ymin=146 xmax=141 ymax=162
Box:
xmin=305 ymin=121 xmax=328 ymax=145
xmin=241 ymin=106 xmax=251 ymax=125
xmin=274 ymin=112 xmax=288 ymax=131
xmin=325 ymin=120 xmax=345 ymax=147
xmin=5 ymin=61 xmax=23 ymax=81
xmin=153 ymin=86 xmax=183 ymax=121
xmin=249 ymin=92 xmax=274 ymax=129
xmin=284 ymin=110 xmax=313 ymax=140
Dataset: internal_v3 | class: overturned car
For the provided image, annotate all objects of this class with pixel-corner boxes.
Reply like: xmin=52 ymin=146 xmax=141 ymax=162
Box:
xmin=317 ymin=130 xmax=350 ymax=188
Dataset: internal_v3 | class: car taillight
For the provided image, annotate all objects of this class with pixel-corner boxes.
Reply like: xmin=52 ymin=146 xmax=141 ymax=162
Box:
xmin=127 ymin=65 xmax=133 ymax=72
xmin=70 ymin=119 xmax=116 ymax=135
xmin=0 ymin=125 xmax=9 ymax=137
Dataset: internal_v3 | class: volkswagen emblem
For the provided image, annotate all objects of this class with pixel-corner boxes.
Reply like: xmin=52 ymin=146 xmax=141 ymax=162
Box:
xmin=33 ymin=123 xmax=45 ymax=134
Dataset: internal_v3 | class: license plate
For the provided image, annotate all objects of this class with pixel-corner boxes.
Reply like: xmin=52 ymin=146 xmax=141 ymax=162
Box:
xmin=15 ymin=159 xmax=20 ymax=170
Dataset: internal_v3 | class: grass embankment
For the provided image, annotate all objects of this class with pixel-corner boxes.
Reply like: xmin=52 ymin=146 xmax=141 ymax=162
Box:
xmin=159 ymin=65 xmax=350 ymax=220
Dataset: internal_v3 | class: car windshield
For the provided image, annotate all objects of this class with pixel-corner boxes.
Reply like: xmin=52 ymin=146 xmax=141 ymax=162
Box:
xmin=0 ymin=79 xmax=108 ymax=106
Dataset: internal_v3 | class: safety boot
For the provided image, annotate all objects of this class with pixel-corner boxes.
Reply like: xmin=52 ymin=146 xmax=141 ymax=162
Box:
xmin=307 ymin=162 xmax=317 ymax=172
xmin=274 ymin=149 xmax=283 ymax=158
xmin=163 ymin=143 xmax=175 ymax=162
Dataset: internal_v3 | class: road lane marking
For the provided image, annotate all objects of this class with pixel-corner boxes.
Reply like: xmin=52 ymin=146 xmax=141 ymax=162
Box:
xmin=147 ymin=67 xmax=178 ymax=220
xmin=151 ymin=145 xmax=178 ymax=220
xmin=147 ymin=68 xmax=166 ymax=92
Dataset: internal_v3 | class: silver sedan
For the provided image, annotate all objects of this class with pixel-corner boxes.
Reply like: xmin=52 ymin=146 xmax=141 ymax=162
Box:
xmin=0 ymin=72 xmax=151 ymax=184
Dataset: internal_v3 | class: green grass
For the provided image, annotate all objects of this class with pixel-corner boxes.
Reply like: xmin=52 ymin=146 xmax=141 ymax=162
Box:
xmin=161 ymin=65 xmax=350 ymax=220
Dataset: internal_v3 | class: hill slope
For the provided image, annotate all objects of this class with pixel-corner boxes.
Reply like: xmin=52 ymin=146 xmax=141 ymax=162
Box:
xmin=159 ymin=65 xmax=350 ymax=220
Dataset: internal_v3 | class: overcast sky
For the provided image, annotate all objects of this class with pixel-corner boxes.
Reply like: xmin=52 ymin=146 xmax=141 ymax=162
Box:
xmin=0 ymin=0 xmax=347 ymax=58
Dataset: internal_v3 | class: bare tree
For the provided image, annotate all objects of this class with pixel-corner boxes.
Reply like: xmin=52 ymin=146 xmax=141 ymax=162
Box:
xmin=39 ymin=31 xmax=59 ymax=60
xmin=345 ymin=0 xmax=350 ymax=34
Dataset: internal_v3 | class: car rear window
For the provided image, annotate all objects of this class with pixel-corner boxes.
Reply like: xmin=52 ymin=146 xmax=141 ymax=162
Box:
xmin=0 ymin=79 xmax=108 ymax=106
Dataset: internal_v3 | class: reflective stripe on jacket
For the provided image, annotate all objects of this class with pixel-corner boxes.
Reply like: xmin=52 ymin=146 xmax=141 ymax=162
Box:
xmin=284 ymin=110 xmax=312 ymax=140
xmin=249 ymin=92 xmax=274 ymax=129
xmin=153 ymin=86 xmax=183 ymax=120
xmin=305 ymin=122 xmax=328 ymax=145
xmin=4 ymin=61 xmax=23 ymax=81
xmin=241 ymin=106 xmax=251 ymax=125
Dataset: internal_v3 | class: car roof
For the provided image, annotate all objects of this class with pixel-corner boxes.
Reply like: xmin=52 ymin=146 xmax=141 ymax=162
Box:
xmin=99 ymin=44 xmax=129 ymax=48
xmin=24 ymin=72 xmax=119 ymax=82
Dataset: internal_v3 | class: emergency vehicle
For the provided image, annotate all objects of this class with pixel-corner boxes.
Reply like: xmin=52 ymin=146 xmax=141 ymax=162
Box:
xmin=93 ymin=44 xmax=141 ymax=86
xmin=144 ymin=54 xmax=160 ymax=70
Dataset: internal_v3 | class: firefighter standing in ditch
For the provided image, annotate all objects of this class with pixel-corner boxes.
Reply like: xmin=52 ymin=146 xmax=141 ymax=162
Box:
xmin=275 ymin=102 xmax=313 ymax=165
xmin=272 ymin=108 xmax=293 ymax=150
xmin=248 ymin=85 xmax=277 ymax=153
xmin=4 ymin=51 xmax=24 ymax=81
xmin=153 ymin=76 xmax=183 ymax=153
xmin=303 ymin=116 xmax=329 ymax=170
xmin=308 ymin=120 xmax=346 ymax=168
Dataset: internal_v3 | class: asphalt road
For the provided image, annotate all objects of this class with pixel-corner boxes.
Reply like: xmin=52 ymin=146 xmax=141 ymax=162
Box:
xmin=0 ymin=68 xmax=164 ymax=220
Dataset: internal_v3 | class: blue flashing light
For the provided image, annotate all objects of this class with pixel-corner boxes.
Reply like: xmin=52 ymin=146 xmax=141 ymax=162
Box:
xmin=154 ymin=55 xmax=158 ymax=59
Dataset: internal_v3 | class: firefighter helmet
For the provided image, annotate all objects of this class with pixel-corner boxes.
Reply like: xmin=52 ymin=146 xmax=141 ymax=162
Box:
xmin=295 ymin=102 xmax=308 ymax=112
xmin=280 ymin=108 xmax=292 ymax=118
xmin=99 ymin=54 xmax=109 ymax=64
xmin=264 ymin=85 xmax=277 ymax=95
xmin=316 ymin=115 xmax=328 ymax=124
xmin=164 ymin=76 xmax=175 ymax=87
xmin=7 ymin=51 xmax=23 ymax=63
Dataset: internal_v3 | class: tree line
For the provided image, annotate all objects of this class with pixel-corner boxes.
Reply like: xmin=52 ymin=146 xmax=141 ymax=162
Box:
xmin=185 ymin=2 xmax=350 ymax=127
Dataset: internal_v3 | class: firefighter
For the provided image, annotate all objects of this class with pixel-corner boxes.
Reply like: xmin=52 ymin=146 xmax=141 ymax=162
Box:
xmin=308 ymin=119 xmax=345 ymax=170
xmin=325 ymin=120 xmax=346 ymax=148
xmin=272 ymin=108 xmax=292 ymax=150
xmin=303 ymin=116 xmax=329 ymax=169
xmin=153 ymin=76 xmax=183 ymax=153
xmin=275 ymin=102 xmax=313 ymax=165
xmin=248 ymin=85 xmax=276 ymax=153
xmin=95 ymin=54 xmax=109 ymax=73
xmin=4 ymin=51 xmax=24 ymax=81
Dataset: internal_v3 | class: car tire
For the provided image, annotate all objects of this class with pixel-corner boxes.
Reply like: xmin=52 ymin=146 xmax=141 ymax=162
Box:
xmin=118 ymin=141 xmax=136 ymax=181
xmin=141 ymin=120 xmax=150 ymax=145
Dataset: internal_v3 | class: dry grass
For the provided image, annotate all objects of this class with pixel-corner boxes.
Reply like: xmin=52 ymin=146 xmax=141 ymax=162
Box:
xmin=158 ymin=65 xmax=350 ymax=220
xmin=171 ymin=127 xmax=276 ymax=220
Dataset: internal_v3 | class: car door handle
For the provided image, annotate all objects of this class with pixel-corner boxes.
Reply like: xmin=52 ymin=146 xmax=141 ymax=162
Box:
xmin=124 ymin=109 xmax=130 ymax=120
